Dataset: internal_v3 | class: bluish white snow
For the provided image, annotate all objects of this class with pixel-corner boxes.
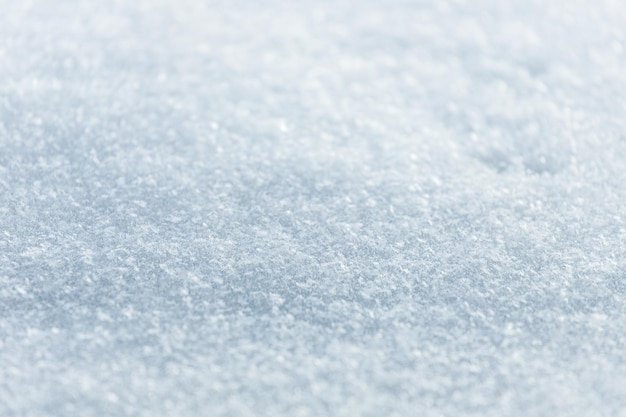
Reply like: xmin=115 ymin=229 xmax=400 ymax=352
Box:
xmin=1 ymin=0 xmax=626 ymax=416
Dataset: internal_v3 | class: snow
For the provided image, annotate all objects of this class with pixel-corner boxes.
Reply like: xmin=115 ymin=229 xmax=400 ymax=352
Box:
xmin=1 ymin=0 xmax=626 ymax=415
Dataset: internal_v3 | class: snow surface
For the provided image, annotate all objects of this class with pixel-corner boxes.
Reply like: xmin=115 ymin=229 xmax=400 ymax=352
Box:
xmin=1 ymin=0 xmax=626 ymax=416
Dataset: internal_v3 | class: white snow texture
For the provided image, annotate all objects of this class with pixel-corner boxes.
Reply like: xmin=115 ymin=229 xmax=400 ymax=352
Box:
xmin=1 ymin=0 xmax=626 ymax=416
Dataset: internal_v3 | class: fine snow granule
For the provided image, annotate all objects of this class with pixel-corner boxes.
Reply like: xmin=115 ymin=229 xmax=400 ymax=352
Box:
xmin=1 ymin=0 xmax=626 ymax=416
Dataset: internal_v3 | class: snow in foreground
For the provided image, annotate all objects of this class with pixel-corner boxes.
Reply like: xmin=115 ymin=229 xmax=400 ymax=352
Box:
xmin=1 ymin=0 xmax=626 ymax=415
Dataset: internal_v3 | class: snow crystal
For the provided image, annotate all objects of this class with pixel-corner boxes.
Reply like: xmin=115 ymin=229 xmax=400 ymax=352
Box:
xmin=1 ymin=0 xmax=626 ymax=416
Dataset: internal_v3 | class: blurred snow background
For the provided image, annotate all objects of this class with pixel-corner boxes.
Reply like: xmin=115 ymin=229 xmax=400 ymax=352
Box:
xmin=1 ymin=0 xmax=626 ymax=415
